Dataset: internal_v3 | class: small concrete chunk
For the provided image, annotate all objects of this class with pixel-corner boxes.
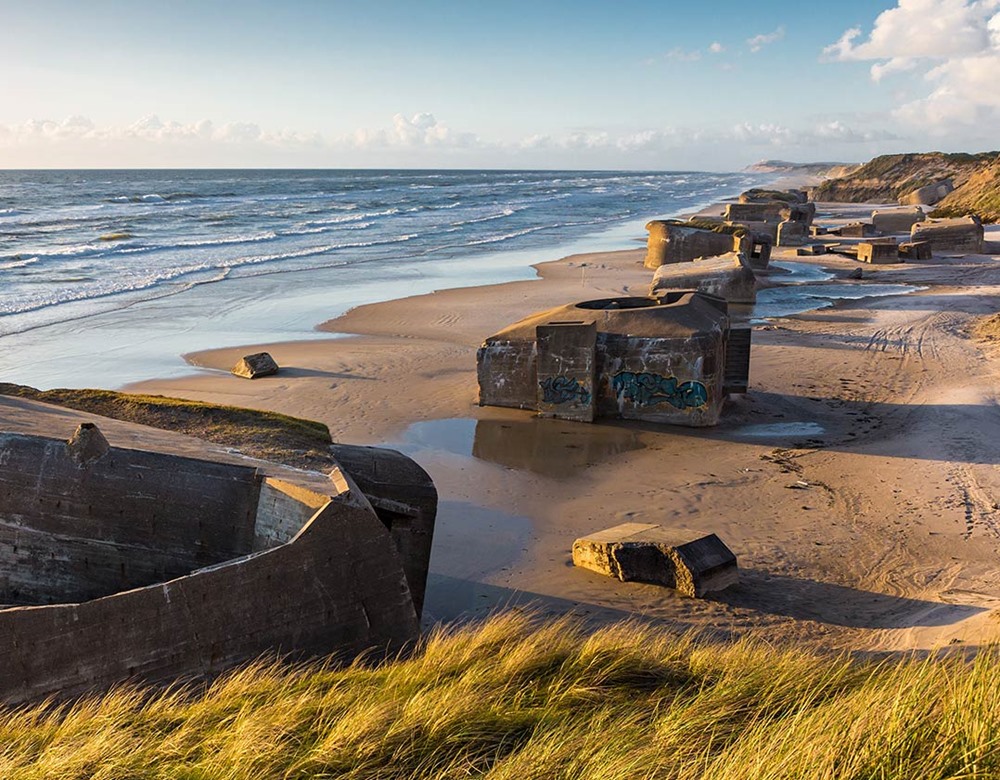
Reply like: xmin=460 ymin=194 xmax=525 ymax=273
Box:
xmin=796 ymin=244 xmax=827 ymax=256
xmin=809 ymin=225 xmax=828 ymax=237
xmin=232 ymin=352 xmax=279 ymax=379
xmin=572 ymin=522 xmax=738 ymax=597
xmin=66 ymin=423 xmax=110 ymax=466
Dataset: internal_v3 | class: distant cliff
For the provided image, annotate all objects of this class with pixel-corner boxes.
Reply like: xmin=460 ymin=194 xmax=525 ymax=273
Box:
xmin=745 ymin=159 xmax=858 ymax=177
xmin=811 ymin=151 xmax=1000 ymax=222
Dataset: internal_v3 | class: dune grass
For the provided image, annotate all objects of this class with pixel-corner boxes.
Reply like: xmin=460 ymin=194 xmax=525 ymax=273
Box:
xmin=0 ymin=383 xmax=334 ymax=471
xmin=2 ymin=611 xmax=999 ymax=779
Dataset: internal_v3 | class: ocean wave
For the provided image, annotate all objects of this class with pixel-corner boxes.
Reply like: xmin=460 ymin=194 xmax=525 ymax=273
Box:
xmin=0 ymin=256 xmax=39 ymax=270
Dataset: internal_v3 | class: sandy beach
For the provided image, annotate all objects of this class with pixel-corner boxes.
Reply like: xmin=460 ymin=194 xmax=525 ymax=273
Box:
xmin=113 ymin=198 xmax=1000 ymax=653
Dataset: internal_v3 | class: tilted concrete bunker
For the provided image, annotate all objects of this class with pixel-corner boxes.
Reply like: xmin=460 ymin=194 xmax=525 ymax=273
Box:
xmin=0 ymin=423 xmax=436 ymax=705
xmin=477 ymin=290 xmax=748 ymax=427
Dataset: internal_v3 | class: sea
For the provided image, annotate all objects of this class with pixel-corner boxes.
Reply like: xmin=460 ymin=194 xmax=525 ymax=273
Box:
xmin=0 ymin=169 xmax=767 ymax=388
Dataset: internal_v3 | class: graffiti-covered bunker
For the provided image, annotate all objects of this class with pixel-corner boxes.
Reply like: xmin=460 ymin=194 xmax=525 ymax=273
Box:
xmin=477 ymin=290 xmax=750 ymax=426
xmin=0 ymin=423 xmax=436 ymax=705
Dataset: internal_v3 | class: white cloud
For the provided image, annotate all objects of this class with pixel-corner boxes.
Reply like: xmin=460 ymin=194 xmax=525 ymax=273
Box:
xmin=708 ymin=42 xmax=725 ymax=54
xmin=747 ymin=26 xmax=785 ymax=53
xmin=0 ymin=112 xmax=899 ymax=169
xmin=825 ymin=0 xmax=1000 ymax=132
xmin=645 ymin=47 xmax=703 ymax=64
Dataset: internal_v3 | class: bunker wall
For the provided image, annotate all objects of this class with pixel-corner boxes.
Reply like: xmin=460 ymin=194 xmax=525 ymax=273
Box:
xmin=0 ymin=433 xmax=261 ymax=605
xmin=0 ymin=495 xmax=419 ymax=706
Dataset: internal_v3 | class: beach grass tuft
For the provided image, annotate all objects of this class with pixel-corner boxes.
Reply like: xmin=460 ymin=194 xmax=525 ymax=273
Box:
xmin=1 ymin=611 xmax=999 ymax=778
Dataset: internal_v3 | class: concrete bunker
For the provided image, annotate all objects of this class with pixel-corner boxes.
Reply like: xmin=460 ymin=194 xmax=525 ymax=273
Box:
xmin=477 ymin=290 xmax=748 ymax=427
xmin=0 ymin=424 xmax=436 ymax=705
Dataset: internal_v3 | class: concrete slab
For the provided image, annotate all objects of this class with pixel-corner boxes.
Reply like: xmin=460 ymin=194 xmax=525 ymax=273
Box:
xmin=572 ymin=522 xmax=738 ymax=597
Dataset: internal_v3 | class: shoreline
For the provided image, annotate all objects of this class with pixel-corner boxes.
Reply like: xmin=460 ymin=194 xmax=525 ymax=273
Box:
xmin=125 ymin=191 xmax=1000 ymax=651
xmin=0 ymin=171 xmax=774 ymax=392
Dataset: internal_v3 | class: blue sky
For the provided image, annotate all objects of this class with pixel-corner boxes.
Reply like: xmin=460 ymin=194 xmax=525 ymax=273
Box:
xmin=1 ymin=0 xmax=997 ymax=169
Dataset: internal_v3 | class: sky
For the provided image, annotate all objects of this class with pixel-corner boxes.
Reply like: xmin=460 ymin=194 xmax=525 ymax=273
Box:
xmin=0 ymin=0 xmax=998 ymax=170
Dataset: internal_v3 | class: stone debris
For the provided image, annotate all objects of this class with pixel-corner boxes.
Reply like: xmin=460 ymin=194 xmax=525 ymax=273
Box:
xmin=857 ymin=239 xmax=900 ymax=264
xmin=871 ymin=206 xmax=925 ymax=234
xmin=796 ymin=244 xmax=827 ymax=256
xmin=231 ymin=352 xmax=280 ymax=379
xmin=910 ymin=215 xmax=984 ymax=254
xmin=572 ymin=522 xmax=738 ymax=597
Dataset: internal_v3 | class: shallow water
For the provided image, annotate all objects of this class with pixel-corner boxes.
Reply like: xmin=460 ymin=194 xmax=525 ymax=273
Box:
xmin=751 ymin=261 xmax=924 ymax=321
xmin=727 ymin=422 xmax=826 ymax=439
xmin=396 ymin=416 xmax=645 ymax=479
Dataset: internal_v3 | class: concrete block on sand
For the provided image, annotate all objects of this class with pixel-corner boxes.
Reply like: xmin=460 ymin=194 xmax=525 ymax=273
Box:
xmin=871 ymin=206 xmax=924 ymax=234
xmin=900 ymin=240 xmax=932 ymax=261
xmin=777 ymin=219 xmax=808 ymax=247
xmin=911 ymin=216 xmax=985 ymax=254
xmin=572 ymin=522 xmax=738 ymax=597
xmin=232 ymin=352 xmax=279 ymax=379
xmin=857 ymin=240 xmax=900 ymax=264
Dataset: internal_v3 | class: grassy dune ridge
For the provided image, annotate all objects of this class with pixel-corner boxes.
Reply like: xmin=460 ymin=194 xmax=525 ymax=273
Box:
xmin=2 ymin=612 xmax=999 ymax=779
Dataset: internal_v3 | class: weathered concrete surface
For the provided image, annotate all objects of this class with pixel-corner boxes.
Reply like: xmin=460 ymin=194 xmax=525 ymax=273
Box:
xmin=872 ymin=206 xmax=925 ymax=234
xmin=327 ymin=443 xmax=438 ymax=618
xmin=0 ymin=413 xmax=438 ymax=705
xmin=910 ymin=216 xmax=985 ymax=254
xmin=747 ymin=235 xmax=772 ymax=270
xmin=857 ymin=240 xmax=900 ymax=264
xmin=781 ymin=202 xmax=815 ymax=226
xmin=837 ymin=222 xmax=878 ymax=238
xmin=644 ymin=221 xmax=740 ymax=269
xmin=777 ymin=219 xmax=808 ymax=247
xmin=232 ymin=352 xmax=279 ymax=379
xmin=724 ymin=202 xmax=785 ymax=223
xmin=649 ymin=252 xmax=757 ymax=304
xmin=900 ymin=240 xmax=933 ymax=260
xmin=728 ymin=220 xmax=777 ymax=242
xmin=536 ymin=322 xmax=598 ymax=422
xmin=572 ymin=522 xmax=738 ymax=597
xmin=0 ymin=430 xmax=261 ymax=605
xmin=478 ymin=291 xmax=733 ymax=427
xmin=899 ymin=179 xmax=954 ymax=206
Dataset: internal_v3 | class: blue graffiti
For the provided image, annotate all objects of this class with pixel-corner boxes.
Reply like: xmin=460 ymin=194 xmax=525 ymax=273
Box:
xmin=612 ymin=371 xmax=708 ymax=409
xmin=539 ymin=376 xmax=592 ymax=405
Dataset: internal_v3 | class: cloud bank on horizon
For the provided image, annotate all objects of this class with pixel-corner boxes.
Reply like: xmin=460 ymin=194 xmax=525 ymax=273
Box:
xmin=0 ymin=0 xmax=996 ymax=169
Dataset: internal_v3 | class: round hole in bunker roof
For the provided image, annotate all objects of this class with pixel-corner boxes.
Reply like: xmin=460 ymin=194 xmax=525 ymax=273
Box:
xmin=574 ymin=297 xmax=661 ymax=310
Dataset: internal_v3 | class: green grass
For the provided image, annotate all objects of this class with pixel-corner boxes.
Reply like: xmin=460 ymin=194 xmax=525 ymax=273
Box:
xmin=0 ymin=383 xmax=334 ymax=471
xmin=2 ymin=611 xmax=1000 ymax=779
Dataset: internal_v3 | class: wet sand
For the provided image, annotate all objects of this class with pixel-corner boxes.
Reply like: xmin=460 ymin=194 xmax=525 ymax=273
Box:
xmin=123 ymin=203 xmax=1000 ymax=652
